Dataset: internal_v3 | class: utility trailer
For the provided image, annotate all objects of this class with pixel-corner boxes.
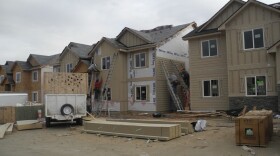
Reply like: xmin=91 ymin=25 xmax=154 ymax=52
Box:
xmin=44 ymin=72 xmax=88 ymax=127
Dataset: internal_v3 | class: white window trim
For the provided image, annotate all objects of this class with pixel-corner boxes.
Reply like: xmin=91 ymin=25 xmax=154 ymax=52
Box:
xmin=32 ymin=70 xmax=38 ymax=82
xmin=243 ymin=27 xmax=265 ymax=51
xmin=101 ymin=56 xmax=111 ymax=70
xmin=16 ymin=72 xmax=21 ymax=83
xmin=202 ymin=79 xmax=220 ymax=98
xmin=201 ymin=39 xmax=219 ymax=58
xmin=135 ymin=85 xmax=148 ymax=101
xmin=32 ymin=91 xmax=38 ymax=102
xmin=134 ymin=52 xmax=146 ymax=68
xmin=66 ymin=63 xmax=73 ymax=73
xmin=245 ymin=75 xmax=267 ymax=96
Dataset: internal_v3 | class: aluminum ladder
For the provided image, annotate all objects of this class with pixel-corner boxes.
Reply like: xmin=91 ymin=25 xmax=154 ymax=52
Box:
xmin=160 ymin=60 xmax=184 ymax=111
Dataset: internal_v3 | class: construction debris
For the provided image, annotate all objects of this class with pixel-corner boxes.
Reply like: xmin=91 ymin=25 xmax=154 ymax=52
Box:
xmin=242 ymin=145 xmax=256 ymax=155
xmin=0 ymin=123 xmax=12 ymax=139
xmin=5 ymin=123 xmax=13 ymax=135
xmin=16 ymin=120 xmax=43 ymax=131
xmin=84 ymin=120 xmax=181 ymax=141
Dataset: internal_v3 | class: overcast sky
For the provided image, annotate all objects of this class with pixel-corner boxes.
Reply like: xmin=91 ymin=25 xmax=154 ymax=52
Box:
xmin=0 ymin=0 xmax=278 ymax=64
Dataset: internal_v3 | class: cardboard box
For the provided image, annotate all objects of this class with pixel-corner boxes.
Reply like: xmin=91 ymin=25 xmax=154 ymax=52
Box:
xmin=236 ymin=116 xmax=268 ymax=147
xmin=245 ymin=110 xmax=273 ymax=140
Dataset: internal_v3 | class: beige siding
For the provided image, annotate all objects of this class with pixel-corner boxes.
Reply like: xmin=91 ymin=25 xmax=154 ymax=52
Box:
xmin=119 ymin=31 xmax=147 ymax=47
xmin=277 ymin=52 xmax=280 ymax=84
xmin=188 ymin=34 xmax=229 ymax=110
xmin=30 ymin=69 xmax=42 ymax=102
xmin=226 ymin=4 xmax=280 ymax=96
xmin=13 ymin=65 xmax=31 ymax=100
xmin=60 ymin=50 xmax=79 ymax=72
xmin=73 ymin=62 xmax=88 ymax=73
xmin=206 ymin=1 xmax=243 ymax=30
xmin=0 ymin=68 xmax=6 ymax=92
xmin=155 ymin=57 xmax=185 ymax=112
xmin=94 ymin=41 xmax=128 ymax=111
xmin=28 ymin=57 xmax=38 ymax=67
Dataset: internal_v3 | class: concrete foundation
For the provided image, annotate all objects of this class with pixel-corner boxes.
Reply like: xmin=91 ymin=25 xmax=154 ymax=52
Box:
xmin=107 ymin=119 xmax=194 ymax=134
xmin=84 ymin=120 xmax=181 ymax=141
xmin=229 ymin=96 xmax=278 ymax=112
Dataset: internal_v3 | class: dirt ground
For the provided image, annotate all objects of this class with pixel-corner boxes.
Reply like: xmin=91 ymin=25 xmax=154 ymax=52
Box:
xmin=0 ymin=116 xmax=280 ymax=156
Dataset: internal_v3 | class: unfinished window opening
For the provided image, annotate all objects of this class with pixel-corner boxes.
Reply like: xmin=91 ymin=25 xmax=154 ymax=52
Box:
xmin=32 ymin=70 xmax=38 ymax=81
xmin=203 ymin=80 xmax=219 ymax=97
xmin=32 ymin=91 xmax=38 ymax=102
xmin=66 ymin=63 xmax=73 ymax=73
xmin=201 ymin=39 xmax=218 ymax=57
xmin=134 ymin=52 xmax=146 ymax=68
xmin=101 ymin=56 xmax=111 ymax=70
xmin=16 ymin=72 xmax=21 ymax=83
xmin=243 ymin=28 xmax=264 ymax=50
xmin=135 ymin=86 xmax=147 ymax=101
xmin=246 ymin=76 xmax=266 ymax=96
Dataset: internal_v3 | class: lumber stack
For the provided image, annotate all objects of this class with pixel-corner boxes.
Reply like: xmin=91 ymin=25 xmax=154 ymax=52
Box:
xmin=84 ymin=120 xmax=181 ymax=141
xmin=0 ymin=123 xmax=14 ymax=139
xmin=107 ymin=119 xmax=194 ymax=134
xmin=16 ymin=120 xmax=43 ymax=131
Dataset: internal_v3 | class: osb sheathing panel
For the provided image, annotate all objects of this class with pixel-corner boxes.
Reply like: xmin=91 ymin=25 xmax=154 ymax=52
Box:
xmin=84 ymin=120 xmax=181 ymax=141
xmin=44 ymin=72 xmax=88 ymax=94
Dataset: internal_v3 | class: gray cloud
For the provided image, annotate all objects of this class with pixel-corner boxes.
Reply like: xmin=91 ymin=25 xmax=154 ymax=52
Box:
xmin=0 ymin=0 xmax=278 ymax=64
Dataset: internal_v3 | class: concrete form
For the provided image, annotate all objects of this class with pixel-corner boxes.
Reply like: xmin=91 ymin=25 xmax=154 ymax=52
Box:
xmin=84 ymin=120 xmax=181 ymax=141
xmin=107 ymin=118 xmax=194 ymax=134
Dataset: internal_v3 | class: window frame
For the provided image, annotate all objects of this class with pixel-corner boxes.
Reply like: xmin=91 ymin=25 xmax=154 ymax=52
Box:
xmin=103 ymin=88 xmax=112 ymax=101
xmin=245 ymin=75 xmax=267 ymax=96
xmin=16 ymin=72 xmax=21 ymax=83
xmin=243 ymin=28 xmax=265 ymax=50
xmin=135 ymin=85 xmax=148 ymax=101
xmin=66 ymin=63 xmax=73 ymax=73
xmin=32 ymin=70 xmax=38 ymax=82
xmin=201 ymin=39 xmax=218 ymax=58
xmin=32 ymin=91 xmax=38 ymax=102
xmin=0 ymin=75 xmax=4 ymax=84
xmin=202 ymin=79 xmax=220 ymax=97
xmin=134 ymin=52 xmax=146 ymax=68
xmin=101 ymin=56 xmax=111 ymax=70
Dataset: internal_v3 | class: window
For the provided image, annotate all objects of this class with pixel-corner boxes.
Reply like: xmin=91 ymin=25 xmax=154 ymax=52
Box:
xmin=102 ymin=56 xmax=111 ymax=70
xmin=0 ymin=75 xmax=4 ymax=83
xmin=134 ymin=53 xmax=146 ymax=68
xmin=135 ymin=86 xmax=147 ymax=101
xmin=203 ymin=80 xmax=219 ymax=97
xmin=201 ymin=39 xmax=218 ymax=57
xmin=243 ymin=28 xmax=264 ymax=49
xmin=32 ymin=92 xmax=38 ymax=102
xmin=246 ymin=76 xmax=266 ymax=96
xmin=53 ymin=66 xmax=60 ymax=72
xmin=16 ymin=72 xmax=21 ymax=83
xmin=32 ymin=70 xmax=38 ymax=81
xmin=66 ymin=63 xmax=73 ymax=73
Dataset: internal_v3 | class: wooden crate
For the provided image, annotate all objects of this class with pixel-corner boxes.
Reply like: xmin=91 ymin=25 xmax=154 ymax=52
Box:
xmin=0 ymin=107 xmax=16 ymax=124
xmin=44 ymin=72 xmax=88 ymax=94
xmin=245 ymin=110 xmax=273 ymax=140
xmin=235 ymin=116 xmax=268 ymax=147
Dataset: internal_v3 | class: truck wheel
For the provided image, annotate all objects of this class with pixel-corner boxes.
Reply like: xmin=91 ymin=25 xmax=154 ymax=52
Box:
xmin=76 ymin=118 xmax=83 ymax=126
xmin=46 ymin=117 xmax=51 ymax=128
xmin=60 ymin=104 xmax=74 ymax=115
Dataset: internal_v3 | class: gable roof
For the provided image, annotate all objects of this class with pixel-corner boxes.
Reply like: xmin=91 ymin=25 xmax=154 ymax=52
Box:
xmin=118 ymin=22 xmax=195 ymax=46
xmin=269 ymin=2 xmax=280 ymax=10
xmin=198 ymin=0 xmax=245 ymax=32
xmin=3 ymin=61 xmax=14 ymax=74
xmin=68 ymin=42 xmax=93 ymax=59
xmin=89 ymin=37 xmax=127 ymax=56
xmin=219 ymin=0 xmax=280 ymax=30
xmin=11 ymin=61 xmax=32 ymax=71
xmin=0 ymin=74 xmax=14 ymax=85
xmin=72 ymin=59 xmax=91 ymax=72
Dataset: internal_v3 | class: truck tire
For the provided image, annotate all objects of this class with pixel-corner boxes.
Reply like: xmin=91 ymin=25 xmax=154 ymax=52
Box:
xmin=60 ymin=104 xmax=74 ymax=115
xmin=76 ymin=118 xmax=83 ymax=126
xmin=46 ymin=117 xmax=51 ymax=128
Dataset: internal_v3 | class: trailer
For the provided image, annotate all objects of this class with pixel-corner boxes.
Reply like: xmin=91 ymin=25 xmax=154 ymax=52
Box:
xmin=44 ymin=72 xmax=88 ymax=127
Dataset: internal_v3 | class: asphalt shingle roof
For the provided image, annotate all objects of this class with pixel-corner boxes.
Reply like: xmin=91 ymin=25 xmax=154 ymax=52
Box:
xmin=68 ymin=42 xmax=93 ymax=59
xmin=16 ymin=61 xmax=32 ymax=71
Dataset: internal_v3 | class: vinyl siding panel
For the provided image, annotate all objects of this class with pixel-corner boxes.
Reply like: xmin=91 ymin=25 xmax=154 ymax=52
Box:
xmin=226 ymin=3 xmax=279 ymax=97
xmin=119 ymin=31 xmax=147 ymax=47
xmin=188 ymin=34 xmax=229 ymax=110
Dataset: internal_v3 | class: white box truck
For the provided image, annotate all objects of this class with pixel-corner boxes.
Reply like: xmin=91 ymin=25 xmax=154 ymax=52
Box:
xmin=44 ymin=73 xmax=88 ymax=127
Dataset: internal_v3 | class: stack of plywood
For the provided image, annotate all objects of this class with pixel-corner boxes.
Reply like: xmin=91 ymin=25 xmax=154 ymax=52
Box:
xmin=0 ymin=123 xmax=14 ymax=139
xmin=16 ymin=120 xmax=43 ymax=131
xmin=107 ymin=119 xmax=194 ymax=134
xmin=44 ymin=72 xmax=88 ymax=94
xmin=84 ymin=120 xmax=181 ymax=141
